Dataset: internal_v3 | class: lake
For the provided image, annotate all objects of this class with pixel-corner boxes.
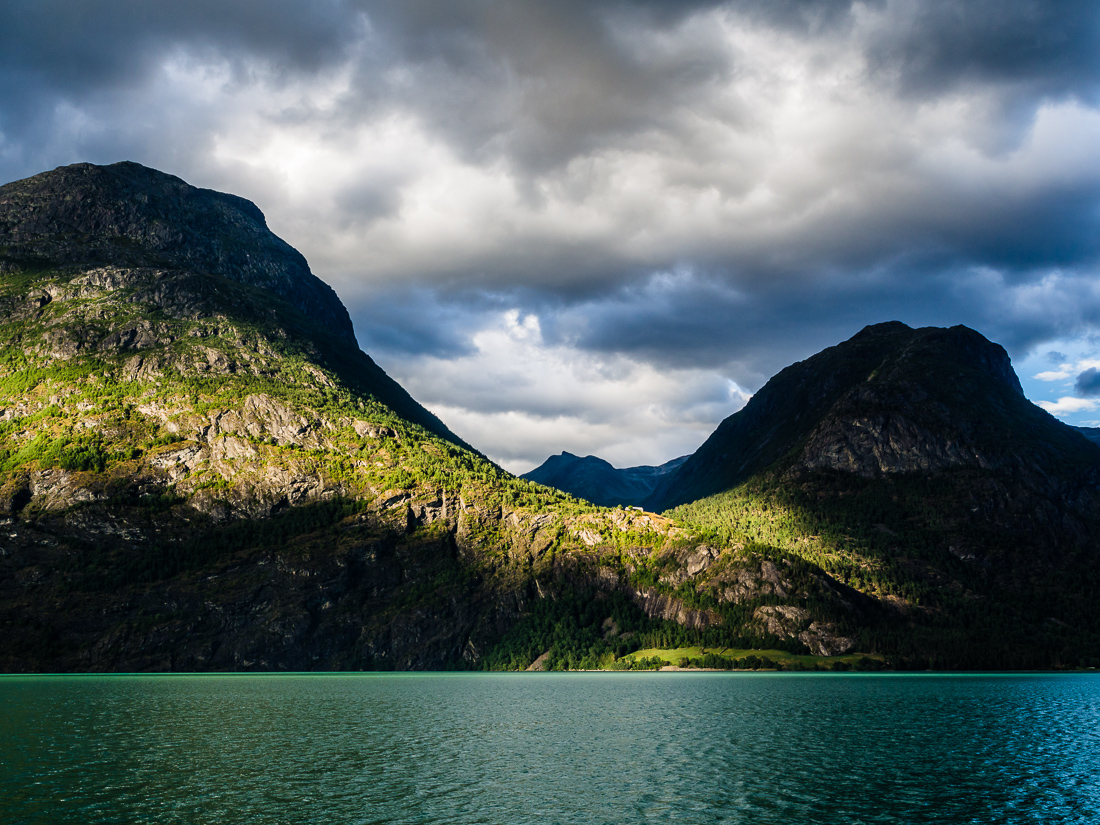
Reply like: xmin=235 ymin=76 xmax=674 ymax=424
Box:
xmin=2 ymin=673 xmax=1097 ymax=824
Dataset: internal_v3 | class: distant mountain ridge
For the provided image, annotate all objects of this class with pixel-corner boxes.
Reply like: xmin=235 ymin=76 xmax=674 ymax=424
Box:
xmin=1076 ymin=426 xmax=1100 ymax=447
xmin=521 ymin=452 xmax=687 ymax=507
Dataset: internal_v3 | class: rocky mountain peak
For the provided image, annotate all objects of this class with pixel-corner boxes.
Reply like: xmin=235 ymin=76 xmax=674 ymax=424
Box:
xmin=646 ymin=321 xmax=1097 ymax=510
xmin=0 ymin=161 xmax=355 ymax=342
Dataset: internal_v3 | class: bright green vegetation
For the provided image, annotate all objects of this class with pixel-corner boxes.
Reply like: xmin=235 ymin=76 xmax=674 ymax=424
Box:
xmin=672 ymin=474 xmax=952 ymax=604
xmin=620 ymin=646 xmax=886 ymax=671
xmin=479 ymin=586 xmax=814 ymax=672
xmin=0 ymin=265 xmax=594 ymax=521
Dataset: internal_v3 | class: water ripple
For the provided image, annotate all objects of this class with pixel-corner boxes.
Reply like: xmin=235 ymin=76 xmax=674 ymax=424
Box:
xmin=2 ymin=673 xmax=1098 ymax=824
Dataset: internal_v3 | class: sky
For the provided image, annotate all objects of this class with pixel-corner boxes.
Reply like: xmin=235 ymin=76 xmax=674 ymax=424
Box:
xmin=3 ymin=0 xmax=1100 ymax=473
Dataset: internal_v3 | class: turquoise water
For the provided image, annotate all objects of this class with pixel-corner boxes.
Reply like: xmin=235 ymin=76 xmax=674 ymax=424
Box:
xmin=1 ymin=673 xmax=1097 ymax=824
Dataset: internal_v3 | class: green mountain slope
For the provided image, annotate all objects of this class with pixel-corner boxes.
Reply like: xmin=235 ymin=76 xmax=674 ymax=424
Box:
xmin=0 ymin=161 xmax=459 ymax=443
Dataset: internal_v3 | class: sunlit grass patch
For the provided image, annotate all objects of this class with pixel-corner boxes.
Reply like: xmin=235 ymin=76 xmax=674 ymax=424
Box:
xmin=619 ymin=646 xmax=887 ymax=671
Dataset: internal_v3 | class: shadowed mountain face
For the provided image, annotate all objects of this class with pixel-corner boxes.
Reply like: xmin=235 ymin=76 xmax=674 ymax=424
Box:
xmin=1077 ymin=427 xmax=1100 ymax=448
xmin=0 ymin=161 xmax=355 ymax=343
xmin=522 ymin=452 xmax=688 ymax=507
xmin=647 ymin=321 xmax=1097 ymax=512
xmin=652 ymin=322 xmax=1100 ymax=668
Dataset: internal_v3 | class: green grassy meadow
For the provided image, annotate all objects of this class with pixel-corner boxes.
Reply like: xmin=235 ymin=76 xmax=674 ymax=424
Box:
xmin=617 ymin=646 xmax=887 ymax=671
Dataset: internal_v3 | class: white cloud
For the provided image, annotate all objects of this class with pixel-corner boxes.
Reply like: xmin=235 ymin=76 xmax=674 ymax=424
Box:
xmin=1032 ymin=358 xmax=1100 ymax=382
xmin=1036 ymin=397 xmax=1100 ymax=416
xmin=1033 ymin=370 xmax=1072 ymax=381
xmin=379 ymin=308 xmax=749 ymax=473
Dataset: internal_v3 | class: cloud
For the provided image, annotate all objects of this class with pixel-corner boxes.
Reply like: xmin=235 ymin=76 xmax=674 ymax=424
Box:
xmin=1037 ymin=397 xmax=1100 ymax=416
xmin=1033 ymin=358 xmax=1100 ymax=385
xmin=3 ymin=0 xmax=1100 ymax=466
xmin=862 ymin=0 xmax=1100 ymax=100
xmin=1075 ymin=368 xmax=1100 ymax=398
xmin=1034 ymin=370 xmax=1072 ymax=382
xmin=369 ymin=307 xmax=749 ymax=473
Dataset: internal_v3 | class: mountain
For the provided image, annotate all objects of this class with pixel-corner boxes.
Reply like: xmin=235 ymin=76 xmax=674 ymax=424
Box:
xmin=0 ymin=162 xmax=879 ymax=673
xmin=2 ymin=164 xmax=1096 ymax=672
xmin=0 ymin=161 xmax=457 ymax=443
xmin=1 ymin=161 xmax=354 ymax=342
xmin=521 ymin=452 xmax=688 ymax=507
xmin=653 ymin=322 xmax=1100 ymax=667
xmin=645 ymin=321 xmax=1083 ymax=510
xmin=1076 ymin=426 xmax=1100 ymax=447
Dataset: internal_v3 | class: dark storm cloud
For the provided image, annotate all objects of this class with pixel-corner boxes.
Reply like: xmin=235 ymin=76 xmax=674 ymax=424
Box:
xmin=349 ymin=286 xmax=501 ymax=358
xmin=334 ymin=0 xmax=1100 ymax=177
xmin=1075 ymin=368 xmax=1100 ymax=398
xmin=333 ymin=178 xmax=405 ymax=224
xmin=569 ymin=260 xmax=1100 ymax=382
xmin=341 ymin=0 xmax=736 ymax=174
xmin=0 ymin=0 xmax=355 ymax=89
xmin=360 ymin=253 xmax=1100 ymax=407
xmin=4 ymin=0 xmax=1100 ymax=461
xmin=865 ymin=0 xmax=1100 ymax=98
xmin=0 ymin=0 xmax=363 ymax=179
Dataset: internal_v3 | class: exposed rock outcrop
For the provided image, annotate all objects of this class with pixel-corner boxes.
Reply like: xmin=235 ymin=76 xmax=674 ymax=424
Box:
xmin=752 ymin=605 xmax=856 ymax=656
xmin=626 ymin=586 xmax=720 ymax=629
